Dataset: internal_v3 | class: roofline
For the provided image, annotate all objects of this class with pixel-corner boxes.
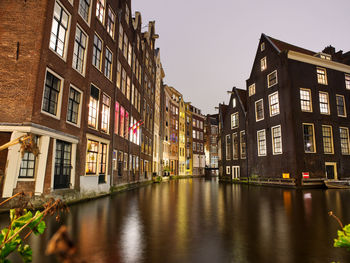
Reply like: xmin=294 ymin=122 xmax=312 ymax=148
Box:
xmin=262 ymin=33 xmax=281 ymax=53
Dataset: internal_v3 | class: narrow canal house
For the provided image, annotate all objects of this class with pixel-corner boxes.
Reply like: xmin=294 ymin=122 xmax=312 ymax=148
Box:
xmin=160 ymin=84 xmax=172 ymax=175
xmin=0 ymin=0 xmax=161 ymax=198
xmin=204 ymin=114 xmax=220 ymax=175
xmin=191 ymin=105 xmax=206 ymax=176
xmin=185 ymin=103 xmax=193 ymax=175
xmin=218 ymin=88 xmax=247 ymax=179
xmin=245 ymin=34 xmax=350 ymax=187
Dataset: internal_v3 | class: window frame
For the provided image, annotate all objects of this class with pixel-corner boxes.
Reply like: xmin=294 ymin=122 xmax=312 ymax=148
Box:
xmin=248 ymin=83 xmax=255 ymax=96
xmin=240 ymin=131 xmax=246 ymax=159
xmin=101 ymin=93 xmax=111 ymax=134
xmin=231 ymin=112 xmax=239 ymax=129
xmin=267 ymin=70 xmax=278 ymax=88
xmin=72 ymin=24 xmax=88 ymax=76
xmin=66 ymin=85 xmax=83 ymax=127
xmin=92 ymin=33 xmax=103 ymax=71
xmin=225 ymin=134 xmax=231 ymax=160
xmin=106 ymin=6 xmax=116 ymax=39
xmin=88 ymin=84 xmax=100 ymax=129
xmin=232 ymin=132 xmax=239 ymax=160
xmin=271 ymin=125 xmax=282 ymax=155
xmin=336 ymin=94 xmax=347 ymax=117
xmin=322 ymin=125 xmax=334 ymax=154
xmin=95 ymin=0 xmax=105 ymax=25
xmin=41 ymin=68 xmax=64 ymax=119
xmin=319 ymin=91 xmax=330 ymax=115
xmin=303 ymin=123 xmax=316 ymax=153
xmin=260 ymin=56 xmax=267 ymax=71
xmin=300 ymin=88 xmax=313 ymax=112
xmin=257 ymin=129 xmax=267 ymax=157
xmin=317 ymin=67 xmax=328 ymax=85
xmin=268 ymin=91 xmax=280 ymax=117
xmin=340 ymin=127 xmax=350 ymax=155
xmin=255 ymin=99 xmax=264 ymax=122
xmin=345 ymin=74 xmax=350 ymax=90
xmin=78 ymin=0 xmax=92 ymax=25
xmin=104 ymin=47 xmax=113 ymax=81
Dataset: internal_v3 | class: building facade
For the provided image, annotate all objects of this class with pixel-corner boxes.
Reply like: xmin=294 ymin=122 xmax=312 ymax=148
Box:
xmin=204 ymin=114 xmax=219 ymax=175
xmin=191 ymin=106 xmax=205 ymax=176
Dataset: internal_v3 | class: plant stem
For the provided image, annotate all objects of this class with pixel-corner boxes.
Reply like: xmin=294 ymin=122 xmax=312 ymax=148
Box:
xmin=0 ymin=191 xmax=24 ymax=207
xmin=329 ymin=211 xmax=344 ymax=229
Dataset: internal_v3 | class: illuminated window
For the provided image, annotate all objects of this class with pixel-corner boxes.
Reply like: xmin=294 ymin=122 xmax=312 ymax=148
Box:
xmin=317 ymin=67 xmax=327 ymax=85
xmin=345 ymin=74 xmax=350 ymax=90
xmin=257 ymin=129 xmax=266 ymax=156
xmin=300 ymin=89 xmax=312 ymax=112
xmin=303 ymin=124 xmax=316 ymax=153
xmin=106 ymin=7 xmax=115 ymax=38
xmin=114 ymin=102 xmax=119 ymax=135
xmin=50 ymin=1 xmax=70 ymax=58
xmin=240 ymin=131 xmax=246 ymax=159
xmin=272 ymin=125 xmax=282 ymax=155
xmin=319 ymin=92 xmax=330 ymax=114
xmin=340 ymin=127 xmax=350 ymax=155
xmin=255 ymin=99 xmax=264 ymax=121
xmin=248 ymin=83 xmax=255 ymax=96
xmin=96 ymin=0 xmax=105 ymax=24
xmin=123 ymin=33 xmax=128 ymax=58
xmin=118 ymin=24 xmax=123 ymax=50
xmin=99 ymin=143 xmax=107 ymax=183
xmin=101 ymin=94 xmax=110 ymax=133
xmin=88 ymin=85 xmax=99 ymax=129
xmin=92 ymin=34 xmax=102 ymax=70
xmin=267 ymin=70 xmax=278 ymax=88
xmin=231 ymin=112 xmax=239 ymax=129
xmin=86 ymin=140 xmax=98 ymax=174
xmin=124 ymin=111 xmax=129 ymax=139
xmin=232 ymin=132 xmax=239 ymax=160
xmin=225 ymin=134 xmax=231 ymax=160
xmin=128 ymin=42 xmax=132 ymax=66
xmin=268 ymin=92 xmax=280 ymax=116
xmin=322 ymin=125 xmax=333 ymax=154
xmin=261 ymin=57 xmax=267 ymax=71
xmin=336 ymin=95 xmax=346 ymax=117
xmin=121 ymin=68 xmax=126 ymax=95
xmin=120 ymin=106 xmax=125 ymax=137
xmin=126 ymin=76 xmax=130 ymax=100
xmin=116 ymin=62 xmax=121 ymax=89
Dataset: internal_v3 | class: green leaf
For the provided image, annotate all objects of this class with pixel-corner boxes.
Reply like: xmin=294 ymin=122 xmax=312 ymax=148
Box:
xmin=17 ymin=244 xmax=32 ymax=263
xmin=28 ymin=212 xmax=45 ymax=235
xmin=12 ymin=211 xmax=32 ymax=229
xmin=9 ymin=210 xmax=15 ymax=222
xmin=1 ymin=242 xmax=19 ymax=258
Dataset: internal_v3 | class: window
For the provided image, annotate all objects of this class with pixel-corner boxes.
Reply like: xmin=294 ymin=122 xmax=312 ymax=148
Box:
xmin=120 ymin=106 xmax=125 ymax=137
xmin=232 ymin=98 xmax=236 ymax=108
xmin=104 ymin=47 xmax=113 ymax=80
xmin=78 ymin=0 xmax=90 ymax=23
xmin=124 ymin=111 xmax=129 ymax=139
xmin=303 ymin=124 xmax=316 ymax=153
xmin=300 ymin=89 xmax=312 ymax=112
xmin=272 ymin=125 xmax=282 ymax=155
xmin=322 ymin=125 xmax=334 ymax=154
xmin=317 ymin=67 xmax=327 ymax=85
xmin=226 ymin=166 xmax=230 ymax=175
xmin=248 ymin=83 xmax=255 ymax=96
xmin=232 ymin=133 xmax=239 ymax=160
xmin=269 ymin=92 xmax=280 ymax=116
xmin=42 ymin=70 xmax=62 ymax=116
xmin=319 ymin=92 xmax=330 ymax=115
xmin=116 ymin=62 xmax=121 ymax=89
xmin=86 ymin=140 xmax=99 ymax=174
xmin=106 ymin=7 xmax=115 ymax=38
xmin=92 ymin=34 xmax=102 ymax=70
xmin=128 ymin=42 xmax=132 ymax=66
xmin=118 ymin=24 xmax=123 ymax=50
xmin=267 ymin=70 xmax=278 ymax=88
xmin=232 ymin=166 xmax=240 ymax=179
xmin=126 ymin=76 xmax=130 ymax=100
xmin=114 ymin=102 xmax=119 ymax=135
xmin=255 ymin=99 xmax=264 ymax=121
xmin=193 ymin=130 xmax=196 ymax=139
xmin=340 ymin=127 xmax=350 ymax=155
xmin=99 ymin=143 xmax=107 ymax=183
xmin=88 ymin=85 xmax=99 ymax=129
xmin=261 ymin=57 xmax=267 ymax=71
xmin=96 ymin=0 xmax=105 ymax=24
xmin=336 ymin=95 xmax=346 ymax=117
xmin=123 ymin=33 xmax=128 ymax=58
xmin=121 ymin=68 xmax=126 ymax=94
xmin=67 ymin=87 xmax=81 ymax=125
xmin=225 ymin=134 xmax=231 ymax=160
xmin=231 ymin=112 xmax=239 ymax=129
xmin=19 ymin=137 xmax=38 ymax=178
xmin=261 ymin=42 xmax=265 ymax=51
xmin=346 ymin=74 xmax=350 ymax=90
xmin=50 ymin=1 xmax=70 ymax=58
xmin=101 ymin=94 xmax=110 ymax=133
xmin=240 ymin=131 xmax=246 ymax=159
xmin=257 ymin=130 xmax=266 ymax=156
xmin=125 ymin=4 xmax=130 ymax=24
xmin=73 ymin=26 xmax=87 ymax=75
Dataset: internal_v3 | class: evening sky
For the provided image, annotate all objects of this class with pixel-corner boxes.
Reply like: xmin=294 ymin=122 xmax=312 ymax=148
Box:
xmin=132 ymin=0 xmax=350 ymax=114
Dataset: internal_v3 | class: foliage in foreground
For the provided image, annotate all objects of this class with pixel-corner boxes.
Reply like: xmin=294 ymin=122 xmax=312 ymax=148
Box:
xmin=329 ymin=211 xmax=350 ymax=251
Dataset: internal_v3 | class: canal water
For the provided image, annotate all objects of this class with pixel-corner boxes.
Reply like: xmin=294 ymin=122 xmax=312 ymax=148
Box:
xmin=3 ymin=178 xmax=350 ymax=263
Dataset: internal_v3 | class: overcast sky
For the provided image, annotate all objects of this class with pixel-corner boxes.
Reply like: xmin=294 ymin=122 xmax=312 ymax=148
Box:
xmin=132 ymin=0 xmax=350 ymax=115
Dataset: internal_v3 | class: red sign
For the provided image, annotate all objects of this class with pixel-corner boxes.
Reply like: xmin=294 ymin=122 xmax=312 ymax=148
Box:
xmin=302 ymin=172 xmax=309 ymax=179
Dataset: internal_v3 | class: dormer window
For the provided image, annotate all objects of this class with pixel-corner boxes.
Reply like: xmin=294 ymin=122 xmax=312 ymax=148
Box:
xmin=316 ymin=52 xmax=331 ymax=61
xmin=261 ymin=57 xmax=267 ymax=71
xmin=232 ymin=98 xmax=236 ymax=108
xmin=261 ymin=42 xmax=265 ymax=52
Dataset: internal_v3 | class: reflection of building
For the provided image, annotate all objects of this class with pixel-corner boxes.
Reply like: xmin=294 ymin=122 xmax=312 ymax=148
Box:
xmin=179 ymin=98 xmax=186 ymax=175
xmin=191 ymin=106 xmax=206 ymax=176
xmin=205 ymin=114 xmax=220 ymax=175
xmin=219 ymin=33 xmax=350 ymax=187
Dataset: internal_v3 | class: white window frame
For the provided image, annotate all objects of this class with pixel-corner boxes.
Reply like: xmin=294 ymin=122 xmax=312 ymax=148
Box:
xmin=268 ymin=91 xmax=280 ymax=117
xmin=345 ymin=74 xmax=350 ymax=90
xmin=232 ymin=132 xmax=239 ymax=160
xmin=255 ymin=99 xmax=264 ymax=122
xmin=88 ymin=84 xmax=100 ymax=130
xmin=267 ymin=70 xmax=278 ymax=88
xmin=257 ymin=129 xmax=267 ymax=157
xmin=261 ymin=57 xmax=267 ymax=71
xmin=226 ymin=166 xmax=230 ymax=175
xmin=41 ymin=68 xmax=64 ymax=120
xmin=317 ymin=67 xmax=328 ymax=85
xmin=72 ymin=24 xmax=88 ymax=76
xmin=300 ymin=88 xmax=313 ymax=112
xmin=319 ymin=91 xmax=330 ymax=115
xmin=322 ymin=125 xmax=334 ymax=154
xmin=231 ymin=112 xmax=239 ymax=129
xmin=271 ymin=125 xmax=282 ymax=155
xmin=78 ymin=0 xmax=92 ymax=25
xmin=336 ymin=94 xmax=347 ymax=117
xmin=49 ymin=0 xmax=71 ymax=61
xmin=248 ymin=83 xmax=256 ymax=96
xmin=85 ymin=134 xmax=110 ymax=177
xmin=232 ymin=166 xmax=240 ymax=179
xmin=340 ymin=127 xmax=350 ymax=155
xmin=101 ymin=93 xmax=111 ymax=134
xmin=303 ymin=123 xmax=316 ymax=153
xmin=66 ymin=85 xmax=83 ymax=128
xmin=95 ymin=0 xmax=105 ymax=25
xmin=92 ymin=33 xmax=103 ymax=71
xmin=104 ymin=47 xmax=113 ymax=81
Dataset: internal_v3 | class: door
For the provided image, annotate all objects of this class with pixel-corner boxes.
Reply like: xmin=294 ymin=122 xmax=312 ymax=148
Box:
xmin=325 ymin=162 xmax=337 ymax=180
xmin=54 ymin=140 xmax=72 ymax=189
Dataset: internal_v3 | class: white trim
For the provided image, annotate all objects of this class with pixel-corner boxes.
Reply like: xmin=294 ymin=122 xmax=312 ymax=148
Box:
xmin=92 ymin=32 xmax=104 ymax=72
xmin=267 ymin=70 xmax=278 ymax=88
xmin=261 ymin=57 xmax=267 ymax=71
xmin=336 ymin=94 xmax=347 ymax=118
xmin=78 ymin=0 xmax=92 ymax=26
xmin=271 ymin=125 xmax=283 ymax=155
xmin=34 ymin=136 xmax=50 ymax=195
xmin=66 ymin=85 xmax=83 ymax=128
xmin=257 ymin=129 xmax=267 ymax=157
xmin=300 ymin=88 xmax=313 ymax=113
xmin=325 ymin=162 xmax=338 ymax=180
xmin=50 ymin=139 xmax=57 ymax=190
xmin=268 ymin=91 xmax=280 ymax=117
xmin=255 ymin=99 xmax=264 ymax=122
xmin=288 ymin=50 xmax=350 ymax=74
xmin=41 ymin=68 xmax=64 ymax=120
xmin=88 ymin=83 xmax=100 ymax=130
xmin=72 ymin=24 xmax=89 ymax=77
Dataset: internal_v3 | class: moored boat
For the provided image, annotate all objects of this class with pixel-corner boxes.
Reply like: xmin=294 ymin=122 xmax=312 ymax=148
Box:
xmin=324 ymin=180 xmax=350 ymax=189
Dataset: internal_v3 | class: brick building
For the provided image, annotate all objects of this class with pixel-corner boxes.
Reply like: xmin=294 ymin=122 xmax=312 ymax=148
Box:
xmin=204 ymin=114 xmax=219 ymax=175
xmin=191 ymin=105 xmax=205 ymax=176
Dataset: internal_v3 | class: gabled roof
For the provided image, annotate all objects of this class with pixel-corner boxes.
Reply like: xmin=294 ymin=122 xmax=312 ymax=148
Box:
xmin=263 ymin=34 xmax=316 ymax=56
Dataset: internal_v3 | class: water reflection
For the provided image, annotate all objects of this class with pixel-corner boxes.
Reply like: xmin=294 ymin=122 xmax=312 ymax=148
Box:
xmin=2 ymin=180 xmax=350 ymax=262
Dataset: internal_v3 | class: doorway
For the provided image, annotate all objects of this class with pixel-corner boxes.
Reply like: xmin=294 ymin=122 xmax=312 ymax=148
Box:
xmin=325 ymin=162 xmax=337 ymax=180
xmin=54 ymin=140 xmax=72 ymax=189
